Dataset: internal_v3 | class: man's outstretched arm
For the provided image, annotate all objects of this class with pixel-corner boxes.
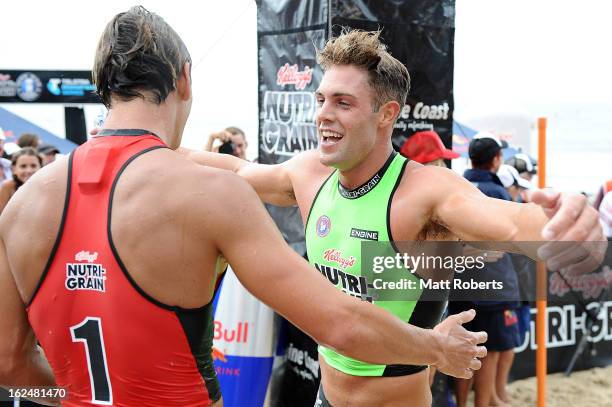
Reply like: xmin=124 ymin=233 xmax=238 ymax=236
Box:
xmin=179 ymin=147 xmax=297 ymax=206
xmin=196 ymin=170 xmax=486 ymax=379
xmin=0 ymin=238 xmax=59 ymax=406
xmin=426 ymin=165 xmax=606 ymax=273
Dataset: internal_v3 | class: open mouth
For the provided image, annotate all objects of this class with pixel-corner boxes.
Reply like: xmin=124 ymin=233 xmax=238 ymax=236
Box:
xmin=320 ymin=130 xmax=344 ymax=144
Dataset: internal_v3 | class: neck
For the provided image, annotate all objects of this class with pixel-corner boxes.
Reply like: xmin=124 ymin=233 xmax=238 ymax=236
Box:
xmin=338 ymin=142 xmax=394 ymax=190
xmin=102 ymin=98 xmax=180 ymax=148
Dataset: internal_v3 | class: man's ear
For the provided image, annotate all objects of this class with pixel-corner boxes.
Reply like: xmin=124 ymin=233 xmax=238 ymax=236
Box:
xmin=177 ymin=62 xmax=191 ymax=101
xmin=378 ymin=100 xmax=401 ymax=128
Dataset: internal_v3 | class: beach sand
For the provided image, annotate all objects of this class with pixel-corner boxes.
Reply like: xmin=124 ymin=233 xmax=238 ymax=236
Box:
xmin=507 ymin=366 xmax=612 ymax=406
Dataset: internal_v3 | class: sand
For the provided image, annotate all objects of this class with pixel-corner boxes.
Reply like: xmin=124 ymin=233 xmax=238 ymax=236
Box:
xmin=507 ymin=366 xmax=612 ymax=406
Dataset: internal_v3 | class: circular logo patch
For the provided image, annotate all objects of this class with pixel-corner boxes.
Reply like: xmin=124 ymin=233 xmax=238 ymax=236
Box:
xmin=316 ymin=215 xmax=331 ymax=237
xmin=16 ymin=72 xmax=42 ymax=102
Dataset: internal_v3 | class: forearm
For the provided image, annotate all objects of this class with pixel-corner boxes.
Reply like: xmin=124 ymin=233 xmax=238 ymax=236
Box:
xmin=333 ymin=301 xmax=442 ymax=367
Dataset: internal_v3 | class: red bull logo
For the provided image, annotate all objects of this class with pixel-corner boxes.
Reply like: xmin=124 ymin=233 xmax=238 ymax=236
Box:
xmin=211 ymin=347 xmax=227 ymax=363
xmin=214 ymin=321 xmax=250 ymax=343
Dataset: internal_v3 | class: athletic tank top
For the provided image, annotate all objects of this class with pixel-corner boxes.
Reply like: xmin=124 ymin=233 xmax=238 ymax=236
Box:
xmin=26 ymin=129 xmax=223 ymax=406
xmin=305 ymin=152 xmax=445 ymax=377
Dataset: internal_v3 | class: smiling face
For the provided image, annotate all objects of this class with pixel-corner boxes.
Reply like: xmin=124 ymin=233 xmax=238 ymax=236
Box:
xmin=315 ymin=65 xmax=383 ymax=171
xmin=12 ymin=154 xmax=41 ymax=183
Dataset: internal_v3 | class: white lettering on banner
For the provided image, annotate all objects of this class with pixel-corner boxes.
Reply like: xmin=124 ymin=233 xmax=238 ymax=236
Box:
xmin=286 ymin=343 xmax=319 ymax=379
xmin=412 ymin=102 xmax=450 ymax=120
xmin=261 ymin=91 xmax=318 ymax=157
xmin=515 ymin=301 xmax=612 ymax=353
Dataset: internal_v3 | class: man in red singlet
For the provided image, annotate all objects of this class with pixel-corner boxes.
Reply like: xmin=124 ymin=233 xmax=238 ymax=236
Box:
xmin=0 ymin=7 xmax=487 ymax=406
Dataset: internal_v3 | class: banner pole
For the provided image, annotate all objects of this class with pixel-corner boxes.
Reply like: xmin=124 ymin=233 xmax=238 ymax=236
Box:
xmin=536 ymin=117 xmax=548 ymax=407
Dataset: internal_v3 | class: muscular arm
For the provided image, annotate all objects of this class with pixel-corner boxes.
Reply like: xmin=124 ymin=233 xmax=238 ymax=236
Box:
xmin=427 ymin=166 xmax=548 ymax=244
xmin=198 ymin=170 xmax=477 ymax=371
xmin=178 ymin=148 xmax=296 ymax=206
xmin=0 ymin=238 xmax=58 ymax=406
xmin=424 ymin=166 xmax=605 ymax=270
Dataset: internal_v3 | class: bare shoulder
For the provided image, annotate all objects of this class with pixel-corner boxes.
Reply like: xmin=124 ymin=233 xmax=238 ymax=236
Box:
xmin=166 ymin=153 xmax=262 ymax=214
xmin=0 ymin=156 xmax=68 ymax=237
xmin=400 ymin=162 xmax=474 ymax=197
xmin=0 ymin=178 xmax=15 ymax=191
xmin=284 ymin=149 xmax=328 ymax=173
xmin=284 ymin=149 xmax=333 ymax=188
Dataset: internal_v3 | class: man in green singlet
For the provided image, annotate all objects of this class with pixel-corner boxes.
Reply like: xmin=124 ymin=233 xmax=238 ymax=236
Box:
xmin=183 ymin=29 xmax=606 ymax=406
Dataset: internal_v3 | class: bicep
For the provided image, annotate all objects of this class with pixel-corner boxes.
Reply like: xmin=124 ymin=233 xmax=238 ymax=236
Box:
xmin=209 ymin=177 xmax=350 ymax=343
xmin=0 ymin=237 xmax=36 ymax=367
xmin=434 ymin=173 xmax=545 ymax=242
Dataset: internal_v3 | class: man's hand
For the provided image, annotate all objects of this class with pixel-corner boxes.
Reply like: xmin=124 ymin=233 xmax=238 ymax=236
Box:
xmin=433 ymin=309 xmax=487 ymax=379
xmin=531 ymin=190 xmax=607 ymax=274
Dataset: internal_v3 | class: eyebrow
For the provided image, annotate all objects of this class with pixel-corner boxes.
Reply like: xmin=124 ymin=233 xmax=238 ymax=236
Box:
xmin=314 ymin=91 xmax=357 ymax=99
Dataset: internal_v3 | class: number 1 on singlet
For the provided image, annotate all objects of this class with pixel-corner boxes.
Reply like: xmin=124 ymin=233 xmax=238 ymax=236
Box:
xmin=70 ymin=317 xmax=113 ymax=405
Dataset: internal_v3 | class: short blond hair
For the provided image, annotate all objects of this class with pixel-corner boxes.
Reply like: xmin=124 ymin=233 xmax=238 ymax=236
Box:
xmin=317 ymin=29 xmax=410 ymax=112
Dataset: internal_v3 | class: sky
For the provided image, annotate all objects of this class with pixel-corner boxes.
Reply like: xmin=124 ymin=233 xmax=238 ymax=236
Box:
xmin=1 ymin=0 xmax=611 ymax=192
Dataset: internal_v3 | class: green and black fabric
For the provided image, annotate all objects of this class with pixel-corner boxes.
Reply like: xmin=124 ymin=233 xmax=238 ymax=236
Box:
xmin=305 ymin=152 xmax=445 ymax=376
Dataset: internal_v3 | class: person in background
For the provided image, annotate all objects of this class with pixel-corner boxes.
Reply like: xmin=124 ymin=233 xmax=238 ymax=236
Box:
xmin=0 ymin=147 xmax=42 ymax=214
xmin=0 ymin=132 xmax=12 ymax=181
xmin=17 ymin=133 xmax=41 ymax=149
xmin=38 ymin=144 xmax=60 ymax=166
xmin=505 ymin=153 xmax=537 ymax=202
xmin=593 ymin=179 xmax=612 ymax=211
xmin=205 ymin=127 xmax=248 ymax=160
xmin=399 ymin=129 xmax=459 ymax=167
xmin=600 ymin=192 xmax=612 ymax=239
xmin=454 ymin=132 xmax=522 ymax=407
xmin=497 ymin=164 xmax=532 ymax=202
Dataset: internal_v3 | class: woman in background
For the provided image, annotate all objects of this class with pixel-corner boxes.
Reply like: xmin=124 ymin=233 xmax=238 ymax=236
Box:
xmin=0 ymin=147 xmax=42 ymax=214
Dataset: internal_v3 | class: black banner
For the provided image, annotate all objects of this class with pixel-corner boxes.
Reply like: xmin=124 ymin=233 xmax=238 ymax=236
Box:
xmin=332 ymin=0 xmax=455 ymax=151
xmin=257 ymin=0 xmax=328 ymax=256
xmin=0 ymin=70 xmax=100 ymax=104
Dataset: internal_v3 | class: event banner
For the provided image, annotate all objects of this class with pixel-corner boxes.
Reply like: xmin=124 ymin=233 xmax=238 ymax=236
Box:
xmin=211 ymin=268 xmax=279 ymax=407
xmin=511 ymin=246 xmax=612 ymax=379
xmin=331 ymin=0 xmax=456 ymax=151
xmin=0 ymin=70 xmax=100 ymax=104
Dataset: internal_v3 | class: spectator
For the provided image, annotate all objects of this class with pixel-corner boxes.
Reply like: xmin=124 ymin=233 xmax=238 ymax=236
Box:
xmin=505 ymin=153 xmax=537 ymax=182
xmin=17 ymin=132 xmax=41 ymax=149
xmin=600 ymin=191 xmax=612 ymax=239
xmin=38 ymin=144 xmax=60 ymax=166
xmin=204 ymin=126 xmax=248 ymax=160
xmin=497 ymin=164 xmax=532 ymax=202
xmin=399 ymin=129 xmax=459 ymax=167
xmin=0 ymin=147 xmax=42 ymax=214
xmin=0 ymin=132 xmax=12 ymax=181
xmin=452 ymin=132 xmax=521 ymax=407
xmin=593 ymin=179 xmax=612 ymax=211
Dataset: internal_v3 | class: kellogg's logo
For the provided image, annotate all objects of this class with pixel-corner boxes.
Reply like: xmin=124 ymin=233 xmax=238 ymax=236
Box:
xmin=323 ymin=248 xmax=356 ymax=269
xmin=276 ymin=63 xmax=313 ymax=90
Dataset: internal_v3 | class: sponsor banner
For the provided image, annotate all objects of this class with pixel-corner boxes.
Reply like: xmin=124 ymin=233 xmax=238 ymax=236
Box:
xmin=258 ymin=30 xmax=325 ymax=164
xmin=0 ymin=70 xmax=100 ymax=103
xmin=511 ymin=245 xmax=612 ymax=379
xmin=331 ymin=0 xmax=456 ymax=152
xmin=212 ymin=267 xmax=277 ymax=406
xmin=214 ymin=355 xmax=274 ymax=406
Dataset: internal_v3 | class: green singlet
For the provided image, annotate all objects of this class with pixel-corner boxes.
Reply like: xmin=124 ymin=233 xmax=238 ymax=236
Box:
xmin=305 ymin=151 xmax=444 ymax=377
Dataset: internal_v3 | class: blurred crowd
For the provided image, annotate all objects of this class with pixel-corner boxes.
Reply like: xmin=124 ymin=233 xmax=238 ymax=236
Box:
xmin=0 ymin=130 xmax=60 ymax=214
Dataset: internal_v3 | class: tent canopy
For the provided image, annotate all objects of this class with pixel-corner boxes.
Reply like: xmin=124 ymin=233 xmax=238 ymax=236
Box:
xmin=0 ymin=106 xmax=78 ymax=154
